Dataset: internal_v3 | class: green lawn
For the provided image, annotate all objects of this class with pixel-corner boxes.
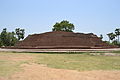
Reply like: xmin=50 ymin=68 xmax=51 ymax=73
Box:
xmin=0 ymin=51 xmax=120 ymax=77
xmin=112 ymin=50 xmax=120 ymax=53
xmin=35 ymin=53 xmax=120 ymax=71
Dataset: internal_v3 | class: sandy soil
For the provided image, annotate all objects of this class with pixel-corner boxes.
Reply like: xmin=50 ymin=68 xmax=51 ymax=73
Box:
xmin=0 ymin=54 xmax=33 ymax=61
xmin=7 ymin=63 xmax=120 ymax=80
xmin=0 ymin=77 xmax=5 ymax=80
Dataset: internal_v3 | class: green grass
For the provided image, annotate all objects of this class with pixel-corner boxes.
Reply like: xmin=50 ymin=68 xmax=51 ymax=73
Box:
xmin=111 ymin=50 xmax=120 ymax=53
xmin=35 ymin=53 xmax=120 ymax=71
xmin=0 ymin=51 xmax=120 ymax=77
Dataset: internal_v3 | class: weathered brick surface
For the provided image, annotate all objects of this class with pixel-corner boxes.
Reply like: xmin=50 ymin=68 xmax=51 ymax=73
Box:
xmin=15 ymin=31 xmax=117 ymax=49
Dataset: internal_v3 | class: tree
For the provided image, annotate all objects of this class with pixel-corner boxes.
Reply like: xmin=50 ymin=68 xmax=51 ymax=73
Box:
xmin=6 ymin=32 xmax=18 ymax=46
xmin=0 ymin=28 xmax=8 ymax=46
xmin=107 ymin=33 xmax=111 ymax=42
xmin=11 ymin=34 xmax=18 ymax=46
xmin=15 ymin=28 xmax=25 ymax=40
xmin=107 ymin=32 xmax=116 ymax=42
xmin=20 ymin=29 xmax=25 ymax=40
xmin=52 ymin=20 xmax=75 ymax=32
xmin=115 ymin=28 xmax=120 ymax=43
xmin=112 ymin=39 xmax=118 ymax=45
xmin=0 ymin=28 xmax=18 ymax=46
xmin=100 ymin=34 xmax=103 ymax=40
xmin=0 ymin=28 xmax=24 ymax=47
xmin=15 ymin=28 xmax=21 ymax=40
xmin=0 ymin=35 xmax=3 ymax=47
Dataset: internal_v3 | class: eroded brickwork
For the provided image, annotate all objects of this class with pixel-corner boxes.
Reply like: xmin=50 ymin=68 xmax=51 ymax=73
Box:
xmin=15 ymin=31 xmax=116 ymax=49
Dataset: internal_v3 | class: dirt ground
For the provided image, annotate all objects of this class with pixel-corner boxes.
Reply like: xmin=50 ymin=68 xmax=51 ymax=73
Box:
xmin=4 ymin=63 xmax=120 ymax=80
xmin=1 ymin=48 xmax=120 ymax=53
xmin=0 ymin=55 xmax=33 ymax=62
xmin=0 ymin=49 xmax=120 ymax=80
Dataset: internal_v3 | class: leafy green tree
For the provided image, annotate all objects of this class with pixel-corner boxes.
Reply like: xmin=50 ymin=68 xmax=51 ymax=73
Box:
xmin=6 ymin=32 xmax=18 ymax=46
xmin=10 ymin=32 xmax=18 ymax=46
xmin=107 ymin=33 xmax=111 ymax=42
xmin=112 ymin=39 xmax=118 ymax=45
xmin=115 ymin=28 xmax=120 ymax=43
xmin=20 ymin=29 xmax=25 ymax=40
xmin=52 ymin=20 xmax=75 ymax=32
xmin=0 ymin=28 xmax=8 ymax=46
xmin=15 ymin=28 xmax=21 ymax=40
xmin=15 ymin=28 xmax=25 ymax=40
xmin=0 ymin=35 xmax=3 ymax=47
xmin=0 ymin=28 xmax=22 ymax=47
xmin=110 ymin=33 xmax=116 ymax=41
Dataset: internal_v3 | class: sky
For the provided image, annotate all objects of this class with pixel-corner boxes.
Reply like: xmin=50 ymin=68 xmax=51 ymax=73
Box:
xmin=0 ymin=0 xmax=120 ymax=40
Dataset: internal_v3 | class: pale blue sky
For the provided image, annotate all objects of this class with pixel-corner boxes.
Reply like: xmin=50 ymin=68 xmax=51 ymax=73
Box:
xmin=0 ymin=0 xmax=120 ymax=40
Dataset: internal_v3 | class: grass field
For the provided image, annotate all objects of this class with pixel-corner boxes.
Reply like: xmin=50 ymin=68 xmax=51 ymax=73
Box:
xmin=0 ymin=51 xmax=120 ymax=79
xmin=35 ymin=53 xmax=120 ymax=71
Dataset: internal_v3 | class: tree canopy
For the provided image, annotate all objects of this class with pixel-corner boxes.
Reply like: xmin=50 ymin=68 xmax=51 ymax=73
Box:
xmin=107 ymin=32 xmax=116 ymax=41
xmin=115 ymin=28 xmax=120 ymax=42
xmin=0 ymin=28 xmax=25 ymax=47
xmin=106 ymin=28 xmax=120 ymax=46
xmin=52 ymin=20 xmax=75 ymax=32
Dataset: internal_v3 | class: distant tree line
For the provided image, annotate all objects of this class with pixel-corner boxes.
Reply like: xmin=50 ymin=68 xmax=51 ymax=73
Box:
xmin=0 ymin=28 xmax=25 ymax=47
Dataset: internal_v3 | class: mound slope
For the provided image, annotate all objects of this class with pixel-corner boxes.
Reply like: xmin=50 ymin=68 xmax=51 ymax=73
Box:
xmin=15 ymin=31 xmax=116 ymax=49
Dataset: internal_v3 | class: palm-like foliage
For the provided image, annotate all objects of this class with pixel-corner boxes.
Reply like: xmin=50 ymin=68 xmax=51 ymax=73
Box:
xmin=107 ymin=32 xmax=116 ymax=42
xmin=115 ymin=28 xmax=120 ymax=43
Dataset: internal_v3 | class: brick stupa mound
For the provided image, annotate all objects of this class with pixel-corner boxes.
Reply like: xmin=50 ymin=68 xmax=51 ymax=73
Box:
xmin=15 ymin=31 xmax=116 ymax=49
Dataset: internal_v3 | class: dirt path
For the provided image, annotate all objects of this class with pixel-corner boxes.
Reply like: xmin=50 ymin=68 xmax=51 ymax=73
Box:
xmin=1 ymin=48 xmax=120 ymax=53
xmin=0 ymin=77 xmax=5 ymax=80
xmin=0 ymin=54 xmax=33 ymax=62
xmin=7 ymin=63 xmax=120 ymax=80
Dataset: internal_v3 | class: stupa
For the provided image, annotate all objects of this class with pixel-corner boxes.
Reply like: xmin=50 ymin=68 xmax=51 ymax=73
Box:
xmin=15 ymin=31 xmax=116 ymax=49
